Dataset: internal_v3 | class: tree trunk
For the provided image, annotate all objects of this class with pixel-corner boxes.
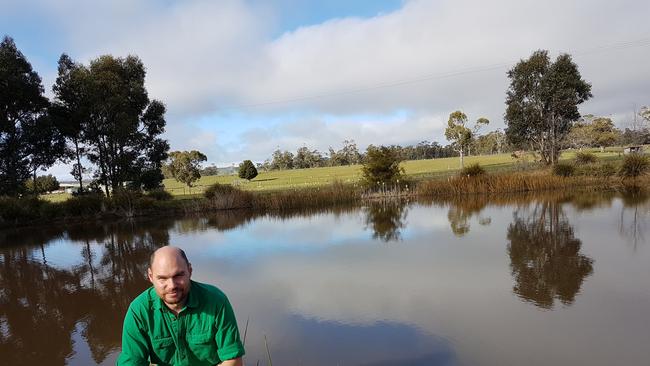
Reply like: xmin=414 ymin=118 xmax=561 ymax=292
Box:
xmin=460 ymin=149 xmax=465 ymax=169
xmin=74 ymin=139 xmax=84 ymax=193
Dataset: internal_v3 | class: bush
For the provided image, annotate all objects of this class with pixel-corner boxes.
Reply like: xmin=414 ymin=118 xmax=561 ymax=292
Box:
xmin=63 ymin=194 xmax=105 ymax=216
xmin=574 ymin=152 xmax=597 ymax=165
xmin=553 ymin=162 xmax=575 ymax=177
xmin=575 ymin=162 xmax=617 ymax=177
xmin=203 ymin=183 xmax=253 ymax=209
xmin=0 ymin=196 xmax=40 ymax=222
xmin=204 ymin=183 xmax=239 ymax=199
xmin=459 ymin=163 xmax=486 ymax=177
xmin=361 ymin=146 xmax=404 ymax=189
xmin=147 ymin=189 xmax=173 ymax=201
xmin=619 ymin=154 xmax=649 ymax=178
xmin=110 ymin=189 xmax=143 ymax=212
xmin=24 ymin=175 xmax=60 ymax=194
xmin=238 ymin=160 xmax=258 ymax=181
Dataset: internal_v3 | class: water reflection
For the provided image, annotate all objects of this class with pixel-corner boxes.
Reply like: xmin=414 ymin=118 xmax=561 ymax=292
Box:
xmin=1 ymin=190 xmax=649 ymax=365
xmin=0 ymin=221 xmax=167 ymax=365
xmin=506 ymin=200 xmax=594 ymax=309
xmin=619 ymin=188 xmax=650 ymax=250
xmin=444 ymin=198 xmax=492 ymax=237
xmin=364 ymin=200 xmax=408 ymax=242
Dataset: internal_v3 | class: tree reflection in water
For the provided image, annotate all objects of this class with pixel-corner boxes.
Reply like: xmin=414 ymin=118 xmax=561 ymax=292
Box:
xmin=445 ymin=198 xmax=492 ymax=237
xmin=364 ymin=200 xmax=408 ymax=242
xmin=619 ymin=187 xmax=650 ymax=250
xmin=0 ymin=220 xmax=172 ymax=365
xmin=507 ymin=200 xmax=593 ymax=309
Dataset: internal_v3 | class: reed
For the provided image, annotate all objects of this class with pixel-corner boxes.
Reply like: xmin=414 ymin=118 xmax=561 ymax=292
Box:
xmin=416 ymin=172 xmax=610 ymax=197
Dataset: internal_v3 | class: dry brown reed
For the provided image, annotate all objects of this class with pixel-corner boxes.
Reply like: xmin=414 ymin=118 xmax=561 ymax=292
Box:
xmin=416 ymin=172 xmax=611 ymax=197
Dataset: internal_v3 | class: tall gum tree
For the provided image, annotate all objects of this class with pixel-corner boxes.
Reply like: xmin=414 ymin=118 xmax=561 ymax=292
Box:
xmin=505 ymin=50 xmax=592 ymax=165
xmin=445 ymin=110 xmax=489 ymax=168
xmin=0 ymin=36 xmax=52 ymax=195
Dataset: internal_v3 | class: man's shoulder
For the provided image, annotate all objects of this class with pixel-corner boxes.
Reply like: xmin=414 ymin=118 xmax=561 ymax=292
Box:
xmin=191 ymin=280 xmax=229 ymax=304
xmin=128 ymin=286 xmax=157 ymax=313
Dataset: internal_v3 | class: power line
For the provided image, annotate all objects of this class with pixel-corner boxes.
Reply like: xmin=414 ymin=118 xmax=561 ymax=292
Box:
xmin=221 ymin=36 xmax=650 ymax=111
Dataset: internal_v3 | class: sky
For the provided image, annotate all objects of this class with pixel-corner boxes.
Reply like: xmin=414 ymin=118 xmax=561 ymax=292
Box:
xmin=2 ymin=0 xmax=650 ymax=179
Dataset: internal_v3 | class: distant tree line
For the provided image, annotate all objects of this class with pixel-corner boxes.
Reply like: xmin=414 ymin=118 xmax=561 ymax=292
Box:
xmin=0 ymin=35 xmax=169 ymax=197
xmin=257 ymin=138 xmax=506 ymax=172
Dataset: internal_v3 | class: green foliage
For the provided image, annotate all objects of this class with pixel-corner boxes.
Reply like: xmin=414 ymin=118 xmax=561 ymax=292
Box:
xmin=269 ymin=149 xmax=295 ymax=170
xmin=51 ymin=53 xmax=169 ymax=195
xmin=25 ymin=175 xmax=60 ymax=194
xmin=574 ymin=152 xmax=597 ymax=165
xmin=618 ymin=154 xmax=649 ymax=178
xmin=328 ymin=140 xmax=362 ymax=166
xmin=146 ymin=188 xmax=173 ymax=201
xmin=361 ymin=145 xmax=404 ymax=189
xmin=566 ymin=116 xmax=620 ymax=150
xmin=505 ymin=50 xmax=592 ymax=165
xmin=0 ymin=36 xmax=52 ymax=196
xmin=63 ymin=194 xmax=104 ymax=216
xmin=110 ymin=188 xmax=142 ymax=212
xmin=167 ymin=150 xmax=207 ymax=187
xmin=445 ymin=111 xmax=489 ymax=168
xmin=0 ymin=196 xmax=45 ymax=222
xmin=575 ymin=162 xmax=617 ymax=177
xmin=553 ymin=162 xmax=575 ymax=177
xmin=293 ymin=146 xmax=325 ymax=168
xmin=238 ymin=160 xmax=258 ymax=180
xmin=459 ymin=163 xmax=486 ymax=177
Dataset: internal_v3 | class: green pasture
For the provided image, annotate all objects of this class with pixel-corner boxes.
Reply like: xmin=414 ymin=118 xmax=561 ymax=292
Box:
xmin=162 ymin=148 xmax=626 ymax=195
xmin=38 ymin=147 xmax=631 ymax=201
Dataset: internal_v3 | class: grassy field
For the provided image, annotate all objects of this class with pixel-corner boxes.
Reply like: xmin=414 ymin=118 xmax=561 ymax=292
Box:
xmin=161 ymin=149 xmax=626 ymax=195
xmin=37 ymin=148 xmax=629 ymax=201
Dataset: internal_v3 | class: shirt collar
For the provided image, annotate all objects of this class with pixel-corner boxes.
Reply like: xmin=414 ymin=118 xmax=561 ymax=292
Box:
xmin=150 ymin=281 xmax=198 ymax=311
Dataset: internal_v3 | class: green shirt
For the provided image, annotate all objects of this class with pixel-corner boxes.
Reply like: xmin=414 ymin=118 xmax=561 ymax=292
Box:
xmin=117 ymin=281 xmax=245 ymax=366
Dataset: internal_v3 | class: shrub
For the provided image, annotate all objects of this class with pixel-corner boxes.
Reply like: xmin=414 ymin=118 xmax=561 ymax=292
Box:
xmin=459 ymin=163 xmax=486 ymax=177
xmin=203 ymin=183 xmax=253 ymax=209
xmin=361 ymin=145 xmax=404 ymax=189
xmin=238 ymin=160 xmax=258 ymax=181
xmin=136 ymin=196 xmax=157 ymax=210
xmin=574 ymin=151 xmax=597 ymax=165
xmin=205 ymin=183 xmax=238 ymax=199
xmin=63 ymin=194 xmax=104 ymax=216
xmin=147 ymin=188 xmax=173 ymax=201
xmin=575 ymin=162 xmax=617 ymax=177
xmin=553 ymin=162 xmax=575 ymax=177
xmin=110 ymin=189 xmax=144 ymax=214
xmin=619 ymin=154 xmax=649 ymax=178
xmin=24 ymin=175 xmax=60 ymax=194
xmin=596 ymin=163 xmax=617 ymax=177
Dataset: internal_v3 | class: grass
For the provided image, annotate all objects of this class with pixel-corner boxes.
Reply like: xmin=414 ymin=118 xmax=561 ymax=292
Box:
xmin=160 ymin=149 xmax=626 ymax=196
xmin=34 ymin=147 xmax=636 ymax=203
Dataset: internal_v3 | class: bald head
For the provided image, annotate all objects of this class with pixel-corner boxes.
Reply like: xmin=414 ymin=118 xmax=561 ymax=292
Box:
xmin=147 ymin=246 xmax=193 ymax=310
xmin=149 ymin=246 xmax=190 ymax=269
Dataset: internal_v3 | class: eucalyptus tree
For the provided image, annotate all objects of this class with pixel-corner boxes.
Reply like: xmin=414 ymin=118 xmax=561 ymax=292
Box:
xmin=445 ymin=110 xmax=489 ymax=168
xmin=0 ymin=36 xmax=62 ymax=195
xmin=167 ymin=150 xmax=207 ymax=188
xmin=54 ymin=54 xmax=169 ymax=195
xmin=505 ymin=50 xmax=592 ymax=165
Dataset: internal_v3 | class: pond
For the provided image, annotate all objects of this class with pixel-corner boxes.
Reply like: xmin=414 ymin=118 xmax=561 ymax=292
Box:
xmin=1 ymin=190 xmax=649 ymax=366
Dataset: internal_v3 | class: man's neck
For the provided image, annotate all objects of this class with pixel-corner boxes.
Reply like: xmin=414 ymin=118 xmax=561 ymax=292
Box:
xmin=165 ymin=300 xmax=186 ymax=316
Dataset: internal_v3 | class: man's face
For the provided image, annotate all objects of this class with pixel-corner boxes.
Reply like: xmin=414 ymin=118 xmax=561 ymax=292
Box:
xmin=147 ymin=252 xmax=192 ymax=307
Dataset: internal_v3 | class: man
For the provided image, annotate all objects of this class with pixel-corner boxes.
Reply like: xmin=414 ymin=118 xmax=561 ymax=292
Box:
xmin=117 ymin=246 xmax=245 ymax=366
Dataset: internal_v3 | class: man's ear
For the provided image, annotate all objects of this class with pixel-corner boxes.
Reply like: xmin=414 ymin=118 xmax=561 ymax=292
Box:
xmin=188 ymin=263 xmax=193 ymax=278
xmin=147 ymin=268 xmax=154 ymax=283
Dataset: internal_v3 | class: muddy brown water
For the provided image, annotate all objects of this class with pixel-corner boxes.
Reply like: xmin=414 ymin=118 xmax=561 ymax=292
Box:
xmin=1 ymin=191 xmax=649 ymax=365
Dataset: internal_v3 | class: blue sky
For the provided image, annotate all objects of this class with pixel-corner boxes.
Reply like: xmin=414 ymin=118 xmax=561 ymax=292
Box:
xmin=2 ymin=0 xmax=650 ymax=179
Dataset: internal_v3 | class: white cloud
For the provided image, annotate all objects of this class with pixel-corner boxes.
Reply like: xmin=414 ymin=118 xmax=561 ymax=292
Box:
xmin=12 ymin=0 xmax=650 ymax=171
